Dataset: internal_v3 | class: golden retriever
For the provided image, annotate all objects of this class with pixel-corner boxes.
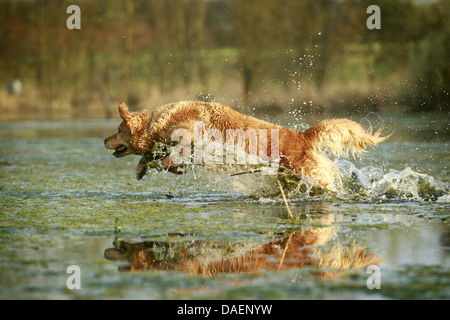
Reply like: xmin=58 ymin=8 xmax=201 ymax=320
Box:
xmin=104 ymin=101 xmax=388 ymax=191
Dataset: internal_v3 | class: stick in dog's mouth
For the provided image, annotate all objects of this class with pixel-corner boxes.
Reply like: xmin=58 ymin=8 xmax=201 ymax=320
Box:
xmin=113 ymin=145 xmax=128 ymax=157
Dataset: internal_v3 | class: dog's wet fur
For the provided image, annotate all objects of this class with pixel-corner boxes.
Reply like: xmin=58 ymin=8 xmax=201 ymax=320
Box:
xmin=104 ymin=101 xmax=388 ymax=191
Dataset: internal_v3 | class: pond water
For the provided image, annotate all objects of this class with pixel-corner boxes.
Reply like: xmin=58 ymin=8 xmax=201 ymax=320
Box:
xmin=0 ymin=113 xmax=448 ymax=299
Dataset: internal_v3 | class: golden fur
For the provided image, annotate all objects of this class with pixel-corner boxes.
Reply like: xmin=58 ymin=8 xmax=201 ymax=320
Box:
xmin=104 ymin=101 xmax=388 ymax=190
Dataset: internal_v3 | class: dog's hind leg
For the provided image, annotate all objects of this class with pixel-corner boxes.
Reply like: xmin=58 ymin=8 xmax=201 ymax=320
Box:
xmin=304 ymin=152 xmax=341 ymax=192
xmin=293 ymin=150 xmax=341 ymax=192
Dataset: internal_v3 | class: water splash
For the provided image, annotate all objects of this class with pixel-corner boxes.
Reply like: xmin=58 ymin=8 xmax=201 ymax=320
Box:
xmin=145 ymin=141 xmax=448 ymax=202
xmin=336 ymin=160 xmax=449 ymax=202
xmin=188 ymin=159 xmax=449 ymax=202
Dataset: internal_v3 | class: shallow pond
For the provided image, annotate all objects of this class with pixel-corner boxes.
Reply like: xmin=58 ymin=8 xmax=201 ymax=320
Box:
xmin=0 ymin=114 xmax=448 ymax=299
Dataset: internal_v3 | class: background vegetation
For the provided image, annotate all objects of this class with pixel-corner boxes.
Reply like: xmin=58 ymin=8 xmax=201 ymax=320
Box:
xmin=0 ymin=0 xmax=448 ymax=120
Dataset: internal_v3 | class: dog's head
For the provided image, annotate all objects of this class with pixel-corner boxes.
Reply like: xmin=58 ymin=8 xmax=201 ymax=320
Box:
xmin=104 ymin=102 xmax=152 ymax=157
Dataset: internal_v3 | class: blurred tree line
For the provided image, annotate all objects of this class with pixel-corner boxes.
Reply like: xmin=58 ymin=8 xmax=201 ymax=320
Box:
xmin=0 ymin=0 xmax=448 ymax=119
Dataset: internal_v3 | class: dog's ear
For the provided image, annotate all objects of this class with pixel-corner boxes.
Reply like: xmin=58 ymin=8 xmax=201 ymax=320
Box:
xmin=119 ymin=102 xmax=148 ymax=135
xmin=118 ymin=102 xmax=132 ymax=122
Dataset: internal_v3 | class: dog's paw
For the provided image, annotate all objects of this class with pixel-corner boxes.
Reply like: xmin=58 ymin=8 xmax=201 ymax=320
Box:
xmin=136 ymin=157 xmax=149 ymax=180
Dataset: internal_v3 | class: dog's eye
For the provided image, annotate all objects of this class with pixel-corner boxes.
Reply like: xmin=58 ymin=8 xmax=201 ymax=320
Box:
xmin=118 ymin=128 xmax=121 ymax=134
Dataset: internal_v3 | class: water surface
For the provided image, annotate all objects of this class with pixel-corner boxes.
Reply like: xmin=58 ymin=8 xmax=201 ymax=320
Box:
xmin=0 ymin=116 xmax=448 ymax=299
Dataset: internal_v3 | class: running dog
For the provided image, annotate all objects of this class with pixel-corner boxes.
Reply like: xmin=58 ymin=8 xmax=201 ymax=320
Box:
xmin=104 ymin=101 xmax=388 ymax=191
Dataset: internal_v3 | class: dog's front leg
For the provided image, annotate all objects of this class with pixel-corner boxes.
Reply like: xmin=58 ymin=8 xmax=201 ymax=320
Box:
xmin=136 ymin=155 xmax=151 ymax=180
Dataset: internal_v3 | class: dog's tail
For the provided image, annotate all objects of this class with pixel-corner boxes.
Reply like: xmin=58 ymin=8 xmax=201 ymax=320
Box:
xmin=304 ymin=118 xmax=389 ymax=158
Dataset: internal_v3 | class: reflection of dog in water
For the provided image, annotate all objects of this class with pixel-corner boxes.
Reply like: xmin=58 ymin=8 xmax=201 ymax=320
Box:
xmin=104 ymin=225 xmax=381 ymax=278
